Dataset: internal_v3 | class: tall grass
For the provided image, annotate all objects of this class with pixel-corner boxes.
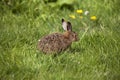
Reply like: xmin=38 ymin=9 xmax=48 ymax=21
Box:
xmin=0 ymin=0 xmax=120 ymax=80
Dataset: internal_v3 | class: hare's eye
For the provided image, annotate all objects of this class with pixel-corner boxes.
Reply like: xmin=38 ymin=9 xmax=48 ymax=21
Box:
xmin=74 ymin=34 xmax=77 ymax=37
xmin=73 ymin=32 xmax=75 ymax=33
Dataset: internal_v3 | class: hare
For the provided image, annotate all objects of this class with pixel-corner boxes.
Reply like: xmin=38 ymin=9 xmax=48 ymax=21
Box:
xmin=37 ymin=19 xmax=79 ymax=54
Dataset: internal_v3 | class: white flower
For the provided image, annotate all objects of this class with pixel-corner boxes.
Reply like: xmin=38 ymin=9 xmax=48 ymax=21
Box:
xmin=84 ymin=11 xmax=89 ymax=15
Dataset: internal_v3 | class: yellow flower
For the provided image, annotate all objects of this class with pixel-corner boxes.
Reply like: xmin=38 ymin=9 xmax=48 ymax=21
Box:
xmin=90 ymin=16 xmax=97 ymax=20
xmin=80 ymin=16 xmax=83 ymax=19
xmin=69 ymin=15 xmax=76 ymax=19
xmin=76 ymin=9 xmax=83 ymax=14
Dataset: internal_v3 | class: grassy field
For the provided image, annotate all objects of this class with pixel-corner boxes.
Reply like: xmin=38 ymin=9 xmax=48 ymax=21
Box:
xmin=0 ymin=0 xmax=120 ymax=80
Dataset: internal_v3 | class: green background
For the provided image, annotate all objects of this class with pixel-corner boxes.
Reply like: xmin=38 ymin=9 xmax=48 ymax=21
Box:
xmin=0 ymin=0 xmax=120 ymax=80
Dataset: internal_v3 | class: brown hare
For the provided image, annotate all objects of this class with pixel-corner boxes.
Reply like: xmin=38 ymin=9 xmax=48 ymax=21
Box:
xmin=37 ymin=19 xmax=79 ymax=54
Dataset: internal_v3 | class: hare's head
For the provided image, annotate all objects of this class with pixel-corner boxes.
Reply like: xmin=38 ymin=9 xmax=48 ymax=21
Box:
xmin=62 ymin=19 xmax=79 ymax=42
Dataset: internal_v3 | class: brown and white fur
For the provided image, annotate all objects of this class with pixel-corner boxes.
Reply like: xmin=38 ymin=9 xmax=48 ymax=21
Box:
xmin=37 ymin=19 xmax=79 ymax=54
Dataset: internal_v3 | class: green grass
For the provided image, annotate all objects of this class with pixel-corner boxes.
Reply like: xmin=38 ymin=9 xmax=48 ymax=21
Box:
xmin=0 ymin=0 xmax=120 ymax=80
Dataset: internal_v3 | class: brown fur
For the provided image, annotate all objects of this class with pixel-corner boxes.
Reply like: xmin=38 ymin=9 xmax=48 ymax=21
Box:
xmin=37 ymin=32 xmax=78 ymax=54
xmin=37 ymin=19 xmax=79 ymax=54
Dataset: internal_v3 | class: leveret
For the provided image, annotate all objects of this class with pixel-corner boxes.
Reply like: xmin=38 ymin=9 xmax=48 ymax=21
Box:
xmin=37 ymin=19 xmax=79 ymax=54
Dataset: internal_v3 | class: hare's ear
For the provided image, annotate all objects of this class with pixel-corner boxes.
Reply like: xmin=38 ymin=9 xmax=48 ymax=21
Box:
xmin=67 ymin=22 xmax=72 ymax=31
xmin=62 ymin=18 xmax=67 ymax=31
xmin=62 ymin=18 xmax=64 ymax=23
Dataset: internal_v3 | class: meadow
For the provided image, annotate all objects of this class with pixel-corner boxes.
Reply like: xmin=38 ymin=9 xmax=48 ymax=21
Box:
xmin=0 ymin=0 xmax=120 ymax=80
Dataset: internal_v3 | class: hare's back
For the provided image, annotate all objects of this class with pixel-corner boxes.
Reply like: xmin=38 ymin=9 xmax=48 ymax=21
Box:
xmin=40 ymin=33 xmax=63 ymax=43
xmin=38 ymin=33 xmax=65 ymax=53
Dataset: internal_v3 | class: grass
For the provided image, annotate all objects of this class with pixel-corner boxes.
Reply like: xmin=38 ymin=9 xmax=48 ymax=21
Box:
xmin=0 ymin=0 xmax=120 ymax=80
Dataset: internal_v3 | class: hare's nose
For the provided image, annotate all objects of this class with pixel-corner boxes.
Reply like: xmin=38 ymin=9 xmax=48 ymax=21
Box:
xmin=75 ymin=37 xmax=79 ymax=41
